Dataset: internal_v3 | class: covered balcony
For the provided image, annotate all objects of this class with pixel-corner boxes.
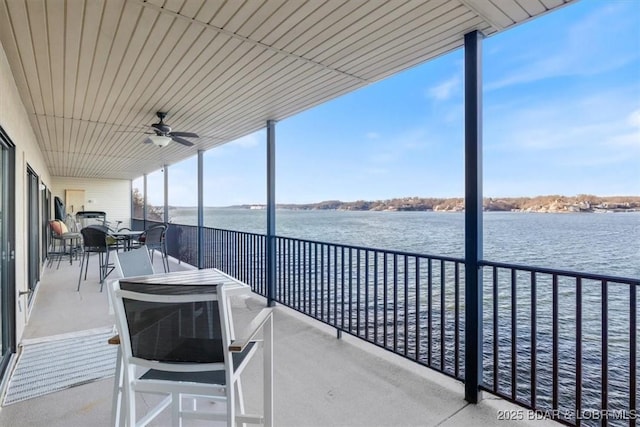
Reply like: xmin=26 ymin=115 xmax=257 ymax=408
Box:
xmin=0 ymin=0 xmax=637 ymax=426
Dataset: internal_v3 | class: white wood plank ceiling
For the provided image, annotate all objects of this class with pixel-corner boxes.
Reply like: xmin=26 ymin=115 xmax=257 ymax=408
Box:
xmin=0 ymin=0 xmax=573 ymax=179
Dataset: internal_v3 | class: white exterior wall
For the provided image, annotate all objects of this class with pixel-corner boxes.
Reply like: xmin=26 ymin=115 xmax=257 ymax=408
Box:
xmin=51 ymin=177 xmax=132 ymax=228
xmin=0 ymin=39 xmax=52 ymax=339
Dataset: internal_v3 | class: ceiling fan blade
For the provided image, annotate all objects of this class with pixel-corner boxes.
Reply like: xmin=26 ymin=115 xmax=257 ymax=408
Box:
xmin=170 ymin=131 xmax=199 ymax=138
xmin=115 ymin=130 xmax=153 ymax=134
xmin=143 ymin=137 xmax=153 ymax=144
xmin=171 ymin=136 xmax=194 ymax=147
xmin=152 ymin=123 xmax=172 ymax=133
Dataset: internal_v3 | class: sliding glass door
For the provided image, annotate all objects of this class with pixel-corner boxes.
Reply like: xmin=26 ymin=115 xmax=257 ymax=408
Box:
xmin=27 ymin=166 xmax=39 ymax=299
xmin=42 ymin=186 xmax=50 ymax=261
xmin=0 ymin=127 xmax=16 ymax=379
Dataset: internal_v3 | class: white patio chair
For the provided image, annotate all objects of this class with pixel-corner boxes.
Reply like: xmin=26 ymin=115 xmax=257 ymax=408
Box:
xmin=108 ymin=278 xmax=273 ymax=426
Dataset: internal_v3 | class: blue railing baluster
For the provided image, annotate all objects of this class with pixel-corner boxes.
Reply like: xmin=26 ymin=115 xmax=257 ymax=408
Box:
xmin=340 ymin=246 xmax=345 ymax=331
xmin=288 ymin=239 xmax=293 ymax=307
xmin=415 ymin=257 xmax=420 ymax=362
xmin=277 ymin=238 xmax=282 ymax=300
xmin=493 ymin=266 xmax=499 ymax=392
xmin=365 ymin=250 xmax=370 ymax=340
xmin=404 ymin=255 xmax=409 ymax=357
xmin=552 ymin=273 xmax=559 ymax=412
xmin=374 ymin=251 xmax=379 ymax=345
xmin=601 ymin=279 xmax=608 ymax=420
xmin=335 ymin=246 xmax=339 ymax=327
xmin=357 ymin=249 xmax=361 ymax=336
xmin=511 ymin=268 xmax=517 ymax=401
xmin=455 ymin=261 xmax=460 ymax=378
xmin=428 ymin=258 xmax=433 ymax=367
xmin=394 ymin=254 xmax=399 ymax=353
xmin=576 ymin=277 xmax=582 ymax=427
xmin=383 ymin=252 xmax=388 ymax=349
xmin=441 ymin=260 xmax=445 ymax=371
xmin=319 ymin=243 xmax=324 ymax=320
xmin=314 ymin=243 xmax=319 ymax=318
xmin=531 ymin=271 xmax=537 ymax=409
xmin=348 ymin=247 xmax=353 ymax=333
xmin=631 ymin=285 xmax=637 ymax=427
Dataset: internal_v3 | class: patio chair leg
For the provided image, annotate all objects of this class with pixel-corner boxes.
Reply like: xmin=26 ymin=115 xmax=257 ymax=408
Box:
xmin=111 ymin=346 xmax=124 ymax=427
xmin=56 ymin=239 xmax=63 ymax=269
xmin=100 ymin=250 xmax=111 ymax=292
xmin=236 ymin=378 xmax=246 ymax=427
xmin=84 ymin=252 xmax=90 ymax=280
xmin=227 ymin=384 xmax=235 ymax=427
xmin=171 ymin=392 xmax=181 ymax=426
xmin=125 ymin=367 xmax=136 ymax=427
xmin=98 ymin=253 xmax=103 ymax=283
xmin=163 ymin=242 xmax=169 ymax=272
xmin=77 ymin=252 xmax=87 ymax=291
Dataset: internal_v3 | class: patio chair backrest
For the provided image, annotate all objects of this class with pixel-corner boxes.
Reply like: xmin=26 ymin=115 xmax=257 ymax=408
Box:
xmin=114 ymin=281 xmax=225 ymax=366
xmin=114 ymin=247 xmax=154 ymax=278
xmin=143 ymin=224 xmax=166 ymax=248
xmin=76 ymin=211 xmax=107 ymax=228
xmin=81 ymin=226 xmax=108 ymax=252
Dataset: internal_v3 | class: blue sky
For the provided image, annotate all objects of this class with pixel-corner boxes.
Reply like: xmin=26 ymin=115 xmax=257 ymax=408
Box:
xmin=137 ymin=0 xmax=640 ymax=207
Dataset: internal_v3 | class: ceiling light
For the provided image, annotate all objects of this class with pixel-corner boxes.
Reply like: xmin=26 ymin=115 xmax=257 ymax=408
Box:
xmin=149 ymin=135 xmax=172 ymax=147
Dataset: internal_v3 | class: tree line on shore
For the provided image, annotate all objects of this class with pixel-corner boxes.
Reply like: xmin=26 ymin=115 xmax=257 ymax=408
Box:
xmin=271 ymin=195 xmax=640 ymax=212
xmin=133 ymin=188 xmax=640 ymax=214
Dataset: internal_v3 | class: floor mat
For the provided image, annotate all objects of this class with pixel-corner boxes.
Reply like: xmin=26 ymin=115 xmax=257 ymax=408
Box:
xmin=3 ymin=328 xmax=118 ymax=405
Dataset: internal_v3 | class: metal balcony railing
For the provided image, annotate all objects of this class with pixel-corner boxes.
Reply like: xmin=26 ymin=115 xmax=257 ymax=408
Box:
xmin=479 ymin=261 xmax=638 ymax=426
xmin=132 ymin=218 xmax=639 ymax=426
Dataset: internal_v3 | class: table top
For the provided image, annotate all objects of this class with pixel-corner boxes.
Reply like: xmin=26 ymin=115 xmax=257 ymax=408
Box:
xmin=118 ymin=268 xmax=251 ymax=296
xmin=110 ymin=229 xmax=144 ymax=237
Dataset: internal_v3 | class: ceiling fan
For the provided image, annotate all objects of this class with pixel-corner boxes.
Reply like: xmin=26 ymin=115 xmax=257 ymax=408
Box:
xmin=145 ymin=111 xmax=199 ymax=147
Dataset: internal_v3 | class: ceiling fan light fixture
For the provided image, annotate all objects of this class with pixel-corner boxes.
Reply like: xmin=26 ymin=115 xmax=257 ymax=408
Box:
xmin=149 ymin=135 xmax=172 ymax=147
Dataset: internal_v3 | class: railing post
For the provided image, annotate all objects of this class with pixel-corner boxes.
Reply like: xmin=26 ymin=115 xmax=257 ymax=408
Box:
xmin=163 ymin=164 xmax=169 ymax=224
xmin=143 ymin=173 xmax=148 ymax=230
xmin=197 ymin=150 xmax=204 ymax=269
xmin=266 ymin=120 xmax=277 ymax=306
xmin=129 ymin=179 xmax=133 ymax=227
xmin=464 ymin=29 xmax=484 ymax=404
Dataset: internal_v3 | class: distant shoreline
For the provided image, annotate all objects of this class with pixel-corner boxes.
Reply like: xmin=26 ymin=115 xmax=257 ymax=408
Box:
xmin=168 ymin=195 xmax=640 ymax=213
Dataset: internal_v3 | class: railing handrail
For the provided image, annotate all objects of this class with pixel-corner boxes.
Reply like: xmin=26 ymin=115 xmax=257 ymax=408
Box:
xmin=481 ymin=259 xmax=639 ymax=285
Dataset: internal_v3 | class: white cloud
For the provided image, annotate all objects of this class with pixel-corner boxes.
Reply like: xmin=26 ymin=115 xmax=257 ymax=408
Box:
xmin=203 ymin=130 xmax=265 ymax=158
xmin=428 ymin=75 xmax=460 ymax=100
xmin=604 ymin=131 xmax=640 ymax=152
xmin=487 ymin=85 xmax=640 ymax=153
xmin=366 ymin=128 xmax=432 ymax=165
xmin=629 ymin=109 xmax=640 ymax=128
xmin=362 ymin=167 xmax=388 ymax=176
xmin=486 ymin=2 xmax=640 ymax=91
xmin=229 ymin=132 xmax=261 ymax=148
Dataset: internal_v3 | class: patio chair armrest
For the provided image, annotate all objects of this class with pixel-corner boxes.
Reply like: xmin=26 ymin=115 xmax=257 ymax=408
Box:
xmin=108 ymin=334 xmax=120 ymax=345
xmin=229 ymin=308 xmax=273 ymax=352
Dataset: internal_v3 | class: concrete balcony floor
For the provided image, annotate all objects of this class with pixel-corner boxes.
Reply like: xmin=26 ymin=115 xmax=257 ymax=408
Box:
xmin=0 ymin=251 xmax=557 ymax=426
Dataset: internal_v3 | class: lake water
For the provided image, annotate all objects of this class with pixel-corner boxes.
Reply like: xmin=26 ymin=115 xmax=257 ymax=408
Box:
xmin=169 ymin=208 xmax=640 ymax=279
xmin=166 ymin=208 xmax=639 ymax=423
